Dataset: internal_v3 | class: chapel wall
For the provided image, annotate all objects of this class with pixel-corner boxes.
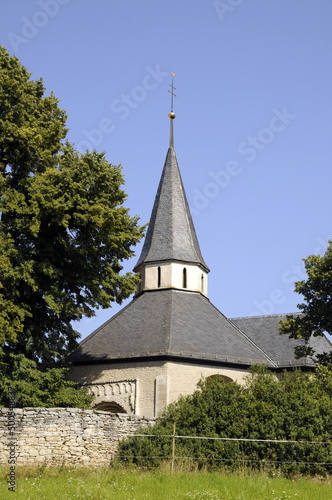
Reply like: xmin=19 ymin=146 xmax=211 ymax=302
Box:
xmin=68 ymin=361 xmax=249 ymax=418
xmin=68 ymin=360 xmax=168 ymax=418
xmin=165 ymin=362 xmax=248 ymax=406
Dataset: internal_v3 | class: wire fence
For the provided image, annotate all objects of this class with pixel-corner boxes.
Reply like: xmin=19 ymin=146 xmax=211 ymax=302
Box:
xmin=115 ymin=430 xmax=332 ymax=473
xmin=125 ymin=433 xmax=332 ymax=445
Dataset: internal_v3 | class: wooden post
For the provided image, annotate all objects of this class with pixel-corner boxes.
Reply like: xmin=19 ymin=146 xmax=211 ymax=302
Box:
xmin=171 ymin=421 xmax=176 ymax=473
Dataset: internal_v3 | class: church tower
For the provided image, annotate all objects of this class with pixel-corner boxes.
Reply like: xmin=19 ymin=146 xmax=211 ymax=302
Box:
xmin=134 ymin=112 xmax=209 ymax=297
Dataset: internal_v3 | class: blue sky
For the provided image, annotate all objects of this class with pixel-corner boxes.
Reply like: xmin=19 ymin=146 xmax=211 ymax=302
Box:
xmin=1 ymin=0 xmax=332 ymax=339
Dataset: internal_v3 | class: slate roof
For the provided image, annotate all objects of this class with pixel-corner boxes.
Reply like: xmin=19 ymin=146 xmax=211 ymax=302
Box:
xmin=68 ymin=290 xmax=270 ymax=365
xmin=133 ymin=146 xmax=209 ymax=272
xmin=230 ymin=314 xmax=332 ymax=368
xmin=68 ymin=290 xmax=331 ymax=368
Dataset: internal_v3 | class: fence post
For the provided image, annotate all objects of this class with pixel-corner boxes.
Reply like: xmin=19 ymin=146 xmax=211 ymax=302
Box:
xmin=171 ymin=421 xmax=176 ymax=473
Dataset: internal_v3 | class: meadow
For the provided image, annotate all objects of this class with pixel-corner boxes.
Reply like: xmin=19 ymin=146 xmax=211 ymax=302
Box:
xmin=0 ymin=466 xmax=331 ymax=500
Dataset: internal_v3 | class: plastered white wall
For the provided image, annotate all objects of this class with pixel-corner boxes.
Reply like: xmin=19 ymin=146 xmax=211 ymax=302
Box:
xmin=141 ymin=261 xmax=208 ymax=296
xmin=165 ymin=361 xmax=248 ymax=406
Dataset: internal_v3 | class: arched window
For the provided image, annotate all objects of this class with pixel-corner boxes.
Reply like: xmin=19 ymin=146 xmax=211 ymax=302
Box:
xmin=201 ymin=274 xmax=204 ymax=292
xmin=158 ymin=266 xmax=161 ymax=288
xmin=183 ymin=268 xmax=187 ymax=288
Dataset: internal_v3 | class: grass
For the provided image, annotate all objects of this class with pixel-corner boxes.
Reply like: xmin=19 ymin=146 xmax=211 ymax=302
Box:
xmin=0 ymin=465 xmax=331 ymax=500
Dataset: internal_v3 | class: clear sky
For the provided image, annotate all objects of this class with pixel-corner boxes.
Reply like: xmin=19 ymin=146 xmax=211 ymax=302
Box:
xmin=1 ymin=0 xmax=332 ymax=340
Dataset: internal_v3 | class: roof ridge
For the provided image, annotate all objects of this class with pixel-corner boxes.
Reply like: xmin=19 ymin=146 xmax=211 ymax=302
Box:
xmin=66 ymin=297 xmax=137 ymax=361
xmin=227 ymin=318 xmax=278 ymax=367
xmin=230 ymin=312 xmax=301 ymax=320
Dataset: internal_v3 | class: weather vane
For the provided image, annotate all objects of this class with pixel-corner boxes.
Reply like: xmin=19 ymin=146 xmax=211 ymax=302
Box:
xmin=168 ymin=73 xmax=176 ymax=119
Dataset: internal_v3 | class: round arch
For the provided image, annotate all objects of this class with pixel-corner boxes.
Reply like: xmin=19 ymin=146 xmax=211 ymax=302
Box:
xmin=91 ymin=393 xmax=132 ymax=414
xmin=94 ymin=401 xmax=127 ymax=413
xmin=206 ymin=374 xmax=233 ymax=384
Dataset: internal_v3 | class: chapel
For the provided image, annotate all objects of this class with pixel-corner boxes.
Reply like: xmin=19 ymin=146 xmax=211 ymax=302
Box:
xmin=67 ymin=107 xmax=331 ymax=418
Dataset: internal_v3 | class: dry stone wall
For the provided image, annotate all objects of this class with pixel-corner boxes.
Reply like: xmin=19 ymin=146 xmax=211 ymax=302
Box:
xmin=0 ymin=407 xmax=155 ymax=467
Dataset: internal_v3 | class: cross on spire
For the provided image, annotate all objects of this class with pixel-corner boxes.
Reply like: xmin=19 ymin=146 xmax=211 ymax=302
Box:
xmin=168 ymin=73 xmax=176 ymax=114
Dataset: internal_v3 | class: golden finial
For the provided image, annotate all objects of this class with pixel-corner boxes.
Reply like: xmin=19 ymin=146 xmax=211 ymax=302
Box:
xmin=168 ymin=73 xmax=176 ymax=119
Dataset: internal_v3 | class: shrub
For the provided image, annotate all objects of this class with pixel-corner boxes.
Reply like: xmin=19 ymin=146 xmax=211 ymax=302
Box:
xmin=117 ymin=367 xmax=332 ymax=475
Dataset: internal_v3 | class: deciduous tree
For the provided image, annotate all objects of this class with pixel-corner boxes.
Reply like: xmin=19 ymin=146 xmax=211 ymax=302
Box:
xmin=279 ymin=241 xmax=332 ymax=362
xmin=0 ymin=46 xmax=144 ymax=374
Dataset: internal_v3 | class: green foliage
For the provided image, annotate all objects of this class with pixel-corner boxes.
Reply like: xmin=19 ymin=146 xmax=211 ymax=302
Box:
xmin=279 ymin=240 xmax=332 ymax=362
xmin=118 ymin=369 xmax=332 ymax=475
xmin=0 ymin=46 xmax=144 ymax=405
xmin=0 ymin=46 xmax=144 ymax=367
xmin=0 ymin=353 xmax=92 ymax=408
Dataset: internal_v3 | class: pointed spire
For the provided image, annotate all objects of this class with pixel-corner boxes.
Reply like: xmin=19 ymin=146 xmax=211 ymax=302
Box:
xmin=134 ymin=79 xmax=209 ymax=274
xmin=134 ymin=146 xmax=209 ymax=272
xmin=134 ymin=74 xmax=209 ymax=275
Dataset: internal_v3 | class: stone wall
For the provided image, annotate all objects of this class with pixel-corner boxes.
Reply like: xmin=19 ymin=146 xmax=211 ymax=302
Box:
xmin=0 ymin=407 xmax=155 ymax=467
